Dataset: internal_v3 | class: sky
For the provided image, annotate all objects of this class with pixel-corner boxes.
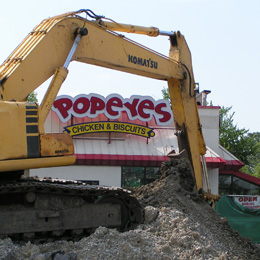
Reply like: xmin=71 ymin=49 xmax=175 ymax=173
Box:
xmin=1 ymin=0 xmax=259 ymax=133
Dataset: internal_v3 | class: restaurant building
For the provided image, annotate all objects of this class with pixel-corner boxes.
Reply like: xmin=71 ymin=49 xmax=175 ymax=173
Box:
xmin=30 ymin=91 xmax=245 ymax=195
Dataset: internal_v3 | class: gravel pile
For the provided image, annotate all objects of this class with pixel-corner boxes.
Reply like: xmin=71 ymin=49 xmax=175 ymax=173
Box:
xmin=1 ymin=158 xmax=260 ymax=260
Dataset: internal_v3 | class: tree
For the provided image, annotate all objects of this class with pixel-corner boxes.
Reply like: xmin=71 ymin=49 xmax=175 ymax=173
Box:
xmin=219 ymin=106 xmax=259 ymax=173
xmin=255 ymin=163 xmax=260 ymax=177
xmin=162 ymin=87 xmax=170 ymax=101
xmin=241 ymin=132 xmax=260 ymax=176
xmin=27 ymin=92 xmax=38 ymax=103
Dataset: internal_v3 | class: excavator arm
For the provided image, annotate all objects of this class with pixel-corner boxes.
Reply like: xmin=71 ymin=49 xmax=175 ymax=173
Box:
xmin=0 ymin=10 xmax=206 ymax=192
xmin=0 ymin=11 xmax=183 ymax=101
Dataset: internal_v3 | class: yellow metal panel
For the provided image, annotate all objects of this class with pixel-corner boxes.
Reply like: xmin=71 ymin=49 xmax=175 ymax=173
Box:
xmin=0 ymin=17 xmax=77 ymax=101
xmin=73 ymin=19 xmax=183 ymax=80
xmin=40 ymin=67 xmax=68 ymax=122
xmin=168 ymin=33 xmax=206 ymax=192
xmin=0 ymin=101 xmax=27 ymax=160
xmin=40 ymin=133 xmax=74 ymax=157
xmin=0 ymin=155 xmax=76 ymax=172
xmin=98 ymin=21 xmax=160 ymax=37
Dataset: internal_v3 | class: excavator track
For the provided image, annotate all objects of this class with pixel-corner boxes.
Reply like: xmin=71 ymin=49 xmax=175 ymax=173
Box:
xmin=0 ymin=177 xmax=144 ymax=243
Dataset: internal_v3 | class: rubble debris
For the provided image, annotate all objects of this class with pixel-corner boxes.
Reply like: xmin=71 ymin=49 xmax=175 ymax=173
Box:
xmin=1 ymin=159 xmax=260 ymax=260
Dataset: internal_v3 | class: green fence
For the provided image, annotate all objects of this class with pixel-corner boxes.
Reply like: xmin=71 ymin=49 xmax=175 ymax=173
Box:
xmin=215 ymin=196 xmax=260 ymax=243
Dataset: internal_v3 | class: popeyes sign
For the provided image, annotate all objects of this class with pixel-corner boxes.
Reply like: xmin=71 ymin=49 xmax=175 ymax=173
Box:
xmin=52 ymin=94 xmax=173 ymax=126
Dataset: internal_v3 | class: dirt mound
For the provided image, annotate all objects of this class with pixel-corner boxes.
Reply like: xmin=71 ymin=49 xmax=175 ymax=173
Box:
xmin=0 ymin=158 xmax=260 ymax=259
xmin=136 ymin=158 xmax=199 ymax=209
xmin=136 ymin=158 xmax=260 ymax=259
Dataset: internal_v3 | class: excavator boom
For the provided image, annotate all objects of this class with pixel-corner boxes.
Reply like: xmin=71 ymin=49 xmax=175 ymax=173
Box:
xmin=0 ymin=14 xmax=183 ymax=102
xmin=0 ymin=10 xmax=207 ymax=240
xmin=0 ymin=10 xmax=206 ymax=190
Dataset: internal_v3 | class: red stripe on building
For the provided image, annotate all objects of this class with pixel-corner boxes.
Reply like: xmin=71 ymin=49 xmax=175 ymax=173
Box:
xmin=75 ymin=153 xmax=232 ymax=169
xmin=75 ymin=154 xmax=170 ymax=167
xmin=220 ymin=160 xmax=244 ymax=171
xmin=204 ymin=156 xmax=226 ymax=168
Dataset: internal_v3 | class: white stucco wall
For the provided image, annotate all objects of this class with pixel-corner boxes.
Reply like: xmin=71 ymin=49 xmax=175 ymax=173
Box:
xmin=198 ymin=106 xmax=220 ymax=195
xmin=30 ymin=165 xmax=121 ymax=187
xmin=198 ymin=107 xmax=220 ymax=152
xmin=203 ymin=168 xmax=219 ymax=195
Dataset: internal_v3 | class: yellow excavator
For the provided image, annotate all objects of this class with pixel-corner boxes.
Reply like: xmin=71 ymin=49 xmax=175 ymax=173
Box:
xmin=0 ymin=9 xmax=209 ymax=240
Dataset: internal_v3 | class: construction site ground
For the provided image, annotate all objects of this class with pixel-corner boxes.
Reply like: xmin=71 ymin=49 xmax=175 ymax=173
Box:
xmin=0 ymin=158 xmax=260 ymax=260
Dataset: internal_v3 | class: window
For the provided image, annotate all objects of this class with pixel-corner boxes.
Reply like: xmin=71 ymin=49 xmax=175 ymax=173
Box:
xmin=122 ymin=166 xmax=161 ymax=188
xmin=219 ymin=175 xmax=260 ymax=195
xmin=232 ymin=177 xmax=260 ymax=195
xmin=219 ymin=175 xmax=232 ymax=195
